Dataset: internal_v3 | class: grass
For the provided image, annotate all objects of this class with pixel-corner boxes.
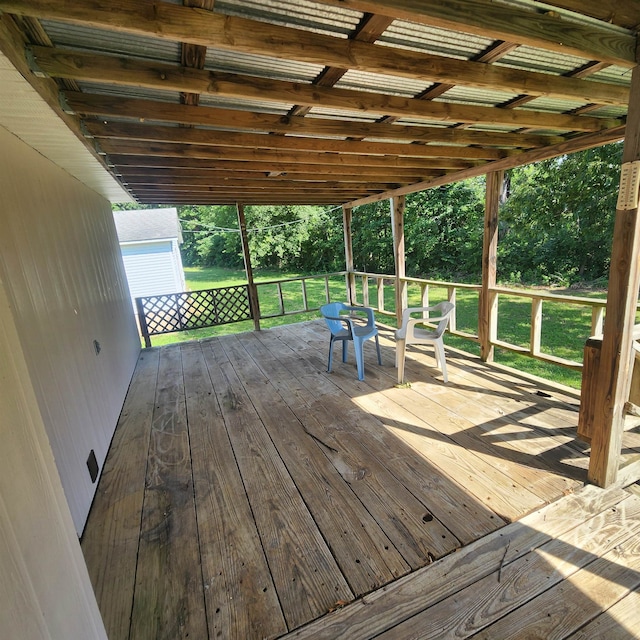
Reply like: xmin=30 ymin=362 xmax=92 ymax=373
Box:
xmin=147 ymin=266 xmax=609 ymax=389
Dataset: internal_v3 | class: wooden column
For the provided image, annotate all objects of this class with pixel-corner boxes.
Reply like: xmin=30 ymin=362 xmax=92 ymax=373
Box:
xmin=588 ymin=65 xmax=640 ymax=487
xmin=391 ymin=195 xmax=407 ymax=327
xmin=479 ymin=170 xmax=503 ymax=362
xmin=236 ymin=203 xmax=260 ymax=331
xmin=343 ymin=205 xmax=356 ymax=305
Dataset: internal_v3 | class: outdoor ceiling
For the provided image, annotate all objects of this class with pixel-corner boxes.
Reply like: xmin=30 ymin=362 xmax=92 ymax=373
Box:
xmin=0 ymin=0 xmax=636 ymax=205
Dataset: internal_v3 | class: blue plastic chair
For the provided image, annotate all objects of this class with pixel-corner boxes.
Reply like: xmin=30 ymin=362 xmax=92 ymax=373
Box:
xmin=320 ymin=302 xmax=382 ymax=381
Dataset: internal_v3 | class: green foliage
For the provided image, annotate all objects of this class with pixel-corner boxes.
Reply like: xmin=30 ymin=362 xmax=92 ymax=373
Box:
xmin=498 ymin=143 xmax=622 ymax=285
xmin=116 ymin=143 xmax=622 ymax=289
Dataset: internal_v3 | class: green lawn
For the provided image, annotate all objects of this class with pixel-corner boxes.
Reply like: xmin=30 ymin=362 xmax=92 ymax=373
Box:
xmin=147 ymin=266 xmax=608 ymax=389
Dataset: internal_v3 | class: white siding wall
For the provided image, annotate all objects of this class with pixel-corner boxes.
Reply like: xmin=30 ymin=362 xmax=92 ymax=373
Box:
xmin=0 ymin=271 xmax=107 ymax=640
xmin=0 ymin=125 xmax=141 ymax=534
xmin=121 ymin=239 xmax=185 ymax=303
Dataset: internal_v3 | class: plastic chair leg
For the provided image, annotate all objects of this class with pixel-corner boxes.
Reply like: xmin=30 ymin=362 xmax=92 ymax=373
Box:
xmin=374 ymin=334 xmax=382 ymax=365
xmin=396 ymin=339 xmax=406 ymax=384
xmin=435 ymin=340 xmax=448 ymax=383
xmin=327 ymin=337 xmax=335 ymax=372
xmin=354 ymin=339 xmax=365 ymax=380
xmin=342 ymin=339 xmax=349 ymax=363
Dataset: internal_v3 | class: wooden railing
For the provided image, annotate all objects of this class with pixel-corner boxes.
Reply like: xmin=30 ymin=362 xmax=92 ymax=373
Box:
xmin=138 ymin=271 xmax=611 ymax=374
xmin=255 ymin=272 xmax=346 ymax=319
xmin=351 ymin=271 xmax=610 ymax=371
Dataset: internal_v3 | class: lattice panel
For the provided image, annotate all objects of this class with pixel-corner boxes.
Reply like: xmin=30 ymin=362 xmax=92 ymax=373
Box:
xmin=137 ymin=285 xmax=252 ymax=342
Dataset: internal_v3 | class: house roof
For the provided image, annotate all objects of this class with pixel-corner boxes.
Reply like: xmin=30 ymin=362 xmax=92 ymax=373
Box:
xmin=0 ymin=0 xmax=635 ymax=206
xmin=114 ymin=207 xmax=183 ymax=243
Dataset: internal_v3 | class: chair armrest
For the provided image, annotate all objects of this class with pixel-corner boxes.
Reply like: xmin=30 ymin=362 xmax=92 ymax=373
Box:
xmin=324 ymin=314 xmax=356 ymax=333
xmin=344 ymin=305 xmax=376 ymax=326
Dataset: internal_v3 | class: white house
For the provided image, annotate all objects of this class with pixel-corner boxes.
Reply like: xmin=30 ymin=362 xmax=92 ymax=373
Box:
xmin=114 ymin=208 xmax=187 ymax=308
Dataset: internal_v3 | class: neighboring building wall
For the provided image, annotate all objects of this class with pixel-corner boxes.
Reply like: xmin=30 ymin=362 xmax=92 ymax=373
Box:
xmin=0 ymin=272 xmax=107 ymax=640
xmin=0 ymin=126 xmax=141 ymax=534
xmin=121 ymin=238 xmax=186 ymax=303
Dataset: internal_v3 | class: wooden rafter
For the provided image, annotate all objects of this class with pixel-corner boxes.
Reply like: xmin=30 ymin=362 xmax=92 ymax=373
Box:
xmin=32 ymin=47 xmax=622 ymax=132
xmin=1 ymin=0 xmax=631 ymax=103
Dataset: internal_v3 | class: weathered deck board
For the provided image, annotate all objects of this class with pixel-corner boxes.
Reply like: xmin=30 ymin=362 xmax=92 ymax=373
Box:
xmin=567 ymin=589 xmax=640 ymax=639
xmin=83 ymin=321 xmax=632 ymax=640
xmin=180 ymin=342 xmax=287 ymax=640
xmin=81 ymin=349 xmax=159 ymax=640
xmin=202 ymin=338 xmax=354 ymax=629
xmin=130 ymin=345 xmax=207 ymax=640
xmin=277 ymin=322 xmax=546 ymax=521
xmin=283 ymin=484 xmax=631 ymax=639
xmin=236 ymin=332 xmax=465 ymax=565
xmin=247 ymin=329 xmax=502 ymax=546
xmin=377 ymin=493 xmax=640 ymax=639
xmin=218 ymin=335 xmax=411 ymax=592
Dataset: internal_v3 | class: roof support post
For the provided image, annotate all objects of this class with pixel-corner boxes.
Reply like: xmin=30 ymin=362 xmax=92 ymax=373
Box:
xmin=343 ymin=205 xmax=356 ymax=306
xmin=391 ymin=195 xmax=407 ymax=327
xmin=479 ymin=170 xmax=503 ymax=362
xmin=588 ymin=65 xmax=640 ymax=487
xmin=236 ymin=203 xmax=260 ymax=331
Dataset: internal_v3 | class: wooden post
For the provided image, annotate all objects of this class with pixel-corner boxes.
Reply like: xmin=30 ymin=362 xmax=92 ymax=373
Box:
xmin=588 ymin=65 xmax=640 ymax=487
xmin=236 ymin=203 xmax=260 ymax=331
xmin=343 ymin=205 xmax=356 ymax=305
xmin=391 ymin=195 xmax=407 ymax=327
xmin=479 ymin=170 xmax=503 ymax=362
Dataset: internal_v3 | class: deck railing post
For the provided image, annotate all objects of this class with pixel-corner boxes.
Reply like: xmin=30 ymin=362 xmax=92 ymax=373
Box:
xmin=391 ymin=195 xmax=407 ymax=327
xmin=343 ymin=206 xmax=356 ymax=305
xmin=530 ymin=297 xmax=543 ymax=357
xmin=237 ymin=203 xmax=261 ymax=331
xmin=589 ymin=66 xmax=640 ymax=487
xmin=479 ymin=170 xmax=503 ymax=362
xmin=136 ymin=297 xmax=152 ymax=348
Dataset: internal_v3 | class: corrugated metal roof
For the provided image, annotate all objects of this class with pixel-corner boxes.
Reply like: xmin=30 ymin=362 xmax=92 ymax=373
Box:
xmin=41 ymin=20 xmax=181 ymax=63
xmin=215 ymin=0 xmax=362 ymax=36
xmin=198 ymin=94 xmax=293 ymax=114
xmin=496 ymin=45 xmax=590 ymax=75
xmin=204 ymin=48 xmax=323 ymax=82
xmin=378 ymin=20 xmax=494 ymax=59
xmin=433 ymin=86 xmax=520 ymax=107
xmin=519 ymin=96 xmax=588 ymax=113
xmin=335 ymin=70 xmax=432 ymax=98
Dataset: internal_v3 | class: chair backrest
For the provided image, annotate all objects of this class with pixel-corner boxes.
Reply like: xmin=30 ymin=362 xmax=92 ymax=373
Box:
xmin=320 ymin=302 xmax=349 ymax=336
xmin=430 ymin=301 xmax=455 ymax=338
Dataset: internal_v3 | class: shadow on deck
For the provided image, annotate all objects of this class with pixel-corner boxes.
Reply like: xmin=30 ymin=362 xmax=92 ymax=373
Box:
xmin=81 ymin=320 xmax=640 ymax=639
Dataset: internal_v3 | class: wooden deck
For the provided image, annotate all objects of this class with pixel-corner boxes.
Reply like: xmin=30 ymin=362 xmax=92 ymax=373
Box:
xmin=81 ymin=320 xmax=640 ymax=639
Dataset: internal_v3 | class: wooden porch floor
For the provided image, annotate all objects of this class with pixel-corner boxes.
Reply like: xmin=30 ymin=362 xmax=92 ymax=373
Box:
xmin=81 ymin=320 xmax=640 ymax=639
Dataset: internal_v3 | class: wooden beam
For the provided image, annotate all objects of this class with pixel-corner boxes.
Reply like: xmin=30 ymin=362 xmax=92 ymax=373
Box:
xmin=312 ymin=0 xmax=637 ymax=67
xmin=345 ymin=125 xmax=626 ymax=208
xmin=1 ymin=0 xmax=631 ymax=101
xmin=118 ymin=168 xmax=433 ymax=182
xmin=67 ymin=93 xmax=564 ymax=148
xmin=110 ymin=157 xmax=441 ymax=178
xmin=534 ymin=0 xmax=640 ymax=31
xmin=31 ymin=47 xmax=621 ymax=132
xmin=236 ymin=204 xmax=260 ymax=330
xmin=87 ymin=121 xmax=511 ymax=159
xmin=391 ymin=195 xmax=407 ymax=327
xmin=179 ymin=0 xmax=214 ymax=106
xmin=588 ymin=66 xmax=640 ymax=488
xmin=122 ymin=177 xmax=403 ymax=190
xmin=479 ymin=170 xmax=503 ymax=362
xmin=343 ymin=206 xmax=356 ymax=305
xmin=289 ymin=12 xmax=393 ymax=117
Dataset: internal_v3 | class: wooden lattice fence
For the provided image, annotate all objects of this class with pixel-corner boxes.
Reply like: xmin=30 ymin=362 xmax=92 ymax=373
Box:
xmin=135 ymin=285 xmax=252 ymax=347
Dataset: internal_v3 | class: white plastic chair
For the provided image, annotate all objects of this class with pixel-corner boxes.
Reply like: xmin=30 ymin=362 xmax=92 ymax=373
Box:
xmin=395 ymin=301 xmax=455 ymax=384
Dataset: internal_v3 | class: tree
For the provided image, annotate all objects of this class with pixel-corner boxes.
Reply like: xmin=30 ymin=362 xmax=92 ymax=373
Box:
xmin=498 ymin=143 xmax=622 ymax=284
